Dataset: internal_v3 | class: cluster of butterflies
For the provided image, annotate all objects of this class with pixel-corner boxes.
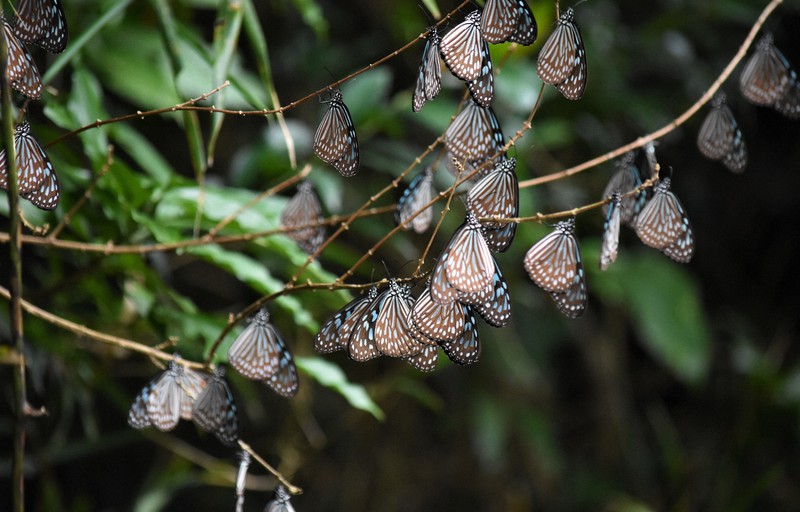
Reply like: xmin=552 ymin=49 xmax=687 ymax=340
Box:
xmin=128 ymin=358 xmax=240 ymax=446
xmin=0 ymin=0 xmax=67 ymax=210
xmin=697 ymin=33 xmax=800 ymax=173
xmin=311 ymin=2 xmax=587 ymax=179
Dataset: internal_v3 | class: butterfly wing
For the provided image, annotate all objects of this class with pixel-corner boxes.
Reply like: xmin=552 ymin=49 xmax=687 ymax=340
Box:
xmin=600 ymin=194 xmax=622 ymax=271
xmin=523 ymin=220 xmax=579 ymax=292
xmin=228 ymin=310 xmax=280 ymax=380
xmin=440 ymin=10 xmax=485 ymax=82
xmin=536 ymin=9 xmax=578 ymax=86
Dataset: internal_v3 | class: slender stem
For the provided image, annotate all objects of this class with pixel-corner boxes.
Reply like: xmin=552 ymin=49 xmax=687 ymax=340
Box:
xmin=1 ymin=28 xmax=26 ymax=512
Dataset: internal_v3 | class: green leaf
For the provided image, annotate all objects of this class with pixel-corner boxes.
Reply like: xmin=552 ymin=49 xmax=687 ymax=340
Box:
xmin=295 ymin=357 xmax=385 ymax=420
xmin=589 ymin=245 xmax=712 ymax=385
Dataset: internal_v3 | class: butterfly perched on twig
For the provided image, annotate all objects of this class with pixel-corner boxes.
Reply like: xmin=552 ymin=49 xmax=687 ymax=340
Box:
xmin=264 ymin=485 xmax=296 ymax=512
xmin=227 ymin=308 xmax=299 ymax=397
xmin=0 ymin=121 xmax=61 ymax=210
xmin=314 ymin=89 xmax=359 ymax=176
xmin=467 ymin=157 xmax=519 ymax=252
xmin=635 ymin=177 xmax=694 ymax=263
xmin=315 ymin=286 xmax=379 ymax=354
xmin=600 ymin=192 xmax=622 ymax=271
xmin=697 ymin=92 xmax=747 ymax=173
xmin=192 ymin=366 xmax=239 ymax=446
xmin=602 ymin=152 xmax=645 ymax=227
xmin=412 ymin=26 xmax=442 ymax=112
xmin=128 ymin=358 xmax=207 ymax=432
xmin=524 ymin=218 xmax=587 ymax=317
xmin=440 ymin=10 xmax=486 ymax=82
xmin=280 ymin=181 xmax=326 ymax=254
xmin=536 ymin=8 xmax=587 ymax=100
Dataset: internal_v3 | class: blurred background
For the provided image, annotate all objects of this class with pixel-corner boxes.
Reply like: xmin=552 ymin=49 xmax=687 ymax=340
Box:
xmin=2 ymin=0 xmax=800 ymax=510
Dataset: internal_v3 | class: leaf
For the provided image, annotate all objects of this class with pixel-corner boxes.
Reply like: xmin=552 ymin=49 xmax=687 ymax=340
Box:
xmin=589 ymin=244 xmax=712 ymax=385
xmin=295 ymin=357 xmax=384 ymax=420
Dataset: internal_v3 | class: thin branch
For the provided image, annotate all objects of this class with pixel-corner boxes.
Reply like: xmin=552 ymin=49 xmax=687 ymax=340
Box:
xmin=518 ymin=0 xmax=783 ymax=189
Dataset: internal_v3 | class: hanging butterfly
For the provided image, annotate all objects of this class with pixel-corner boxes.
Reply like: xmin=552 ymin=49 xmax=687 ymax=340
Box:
xmin=635 ymin=177 xmax=694 ymax=263
xmin=228 ymin=308 xmax=299 ymax=397
xmin=235 ymin=451 xmax=251 ymax=512
xmin=10 ymin=0 xmax=68 ymax=53
xmin=445 ymin=99 xmax=505 ymax=165
xmin=358 ymin=279 xmax=424 ymax=358
xmin=315 ymin=286 xmax=378 ymax=353
xmin=440 ymin=305 xmax=481 ymax=365
xmin=395 ymin=167 xmax=435 ymax=233
xmin=412 ymin=26 xmax=442 ymax=112
xmin=0 ymin=122 xmax=61 ymax=210
xmin=601 ymin=152 xmax=645 ymax=226
xmin=441 ymin=210 xmax=496 ymax=299
xmin=192 ymin=366 xmax=239 ymax=446
xmin=536 ymin=8 xmax=587 ymax=100
xmin=458 ymin=257 xmax=511 ymax=327
xmin=600 ymin=192 xmax=622 ymax=271
xmin=264 ymin=485 xmax=296 ymax=512
xmin=740 ymin=33 xmax=792 ymax=107
xmin=467 ymin=157 xmax=519 ymax=252
xmin=1 ymin=21 xmax=42 ymax=99
xmin=146 ymin=360 xmax=207 ymax=431
xmin=314 ymin=89 xmax=359 ymax=177
xmin=466 ymin=37 xmax=494 ymax=107
xmin=697 ymin=92 xmax=747 ymax=173
xmin=411 ymin=284 xmax=466 ymax=343
xmin=439 ymin=10 xmax=486 ymax=82
xmin=404 ymin=344 xmax=439 ymax=373
xmin=481 ymin=0 xmax=537 ymax=45
xmin=523 ymin=217 xmax=587 ymax=317
xmin=280 ymin=181 xmax=326 ymax=254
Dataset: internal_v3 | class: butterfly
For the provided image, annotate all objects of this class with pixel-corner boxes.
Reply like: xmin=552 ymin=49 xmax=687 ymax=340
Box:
xmin=363 ymin=279 xmax=423 ymax=358
xmin=697 ymin=92 xmax=747 ymax=173
xmin=440 ymin=305 xmax=481 ymax=364
xmin=10 ymin=0 xmax=68 ymax=53
xmin=458 ymin=257 xmax=511 ymax=327
xmin=467 ymin=157 xmax=519 ymax=252
xmin=228 ymin=308 xmax=299 ymax=398
xmin=280 ymin=181 xmax=326 ymax=254
xmin=315 ymin=286 xmax=378 ymax=353
xmin=404 ymin=344 xmax=439 ymax=372
xmin=145 ymin=360 xmax=207 ymax=431
xmin=466 ymin=37 xmax=494 ymax=107
xmin=437 ymin=211 xmax=496 ymax=301
xmin=412 ymin=26 xmax=442 ymax=112
xmin=600 ymin=192 xmax=622 ymax=271
xmin=445 ymin=99 xmax=505 ymax=165
xmin=440 ymin=10 xmax=486 ymax=82
xmin=314 ymin=89 xmax=359 ymax=177
xmin=395 ymin=167 xmax=435 ymax=233
xmin=192 ymin=366 xmax=239 ymax=446
xmin=128 ymin=379 xmax=156 ymax=429
xmin=635 ymin=177 xmax=694 ymax=263
xmin=740 ymin=33 xmax=792 ymax=107
xmin=1 ymin=21 xmax=42 ymax=98
xmin=601 ymin=152 xmax=645 ymax=226
xmin=411 ymin=285 xmax=466 ymax=343
xmin=265 ymin=485 xmax=296 ymax=512
xmin=774 ymin=73 xmax=800 ymax=119
xmin=524 ymin=217 xmax=587 ymax=317
xmin=536 ymin=8 xmax=587 ymax=100
xmin=0 ymin=122 xmax=61 ymax=211
xmin=481 ymin=0 xmax=537 ymax=45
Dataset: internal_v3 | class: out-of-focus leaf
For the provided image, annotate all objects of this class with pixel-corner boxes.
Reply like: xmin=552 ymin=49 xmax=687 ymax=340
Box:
xmin=289 ymin=0 xmax=328 ymax=39
xmin=588 ymin=243 xmax=712 ymax=385
xmin=296 ymin=357 xmax=385 ymax=420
